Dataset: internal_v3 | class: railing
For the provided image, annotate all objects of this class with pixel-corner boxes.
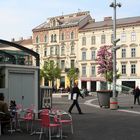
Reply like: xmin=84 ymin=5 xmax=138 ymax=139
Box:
xmin=99 ymin=82 xmax=133 ymax=95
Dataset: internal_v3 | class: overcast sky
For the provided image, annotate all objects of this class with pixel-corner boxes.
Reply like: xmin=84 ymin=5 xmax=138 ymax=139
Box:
xmin=0 ymin=0 xmax=140 ymax=41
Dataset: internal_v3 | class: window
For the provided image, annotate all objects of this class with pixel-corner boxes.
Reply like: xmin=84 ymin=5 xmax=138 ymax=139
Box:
xmin=54 ymin=34 xmax=57 ymax=42
xmin=44 ymin=35 xmax=47 ymax=43
xmin=82 ymin=51 xmax=86 ymax=61
xmin=131 ymin=64 xmax=136 ymax=74
xmin=82 ymin=65 xmax=86 ymax=76
xmin=71 ymin=60 xmax=75 ymax=68
xmin=91 ymin=65 xmax=96 ymax=76
xmin=55 ymin=46 xmax=58 ymax=55
xmin=82 ymin=37 xmax=86 ymax=46
xmin=101 ymin=34 xmax=106 ymax=44
xmin=121 ymin=64 xmax=126 ymax=74
xmin=71 ymin=42 xmax=74 ymax=54
xmin=91 ymin=50 xmax=96 ymax=60
xmin=53 ymin=20 xmax=56 ymax=26
xmin=61 ymin=60 xmax=65 ymax=70
xmin=44 ymin=47 xmax=47 ymax=56
xmin=111 ymin=34 xmax=114 ymax=43
xmin=71 ymin=32 xmax=74 ymax=39
xmin=61 ymin=33 xmax=64 ymax=41
xmin=91 ymin=36 xmax=96 ymax=45
xmin=131 ymin=48 xmax=136 ymax=58
xmin=61 ymin=46 xmax=65 ymax=55
xmin=121 ymin=33 xmax=126 ymax=42
xmin=50 ymin=46 xmax=54 ymax=55
xmin=131 ymin=32 xmax=136 ymax=42
xmin=36 ymin=36 xmax=39 ymax=43
xmin=51 ymin=34 xmax=53 ymax=42
xmin=121 ymin=48 xmax=126 ymax=58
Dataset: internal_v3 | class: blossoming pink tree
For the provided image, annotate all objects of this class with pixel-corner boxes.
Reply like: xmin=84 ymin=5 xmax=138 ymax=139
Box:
xmin=97 ymin=45 xmax=120 ymax=89
xmin=97 ymin=45 xmax=113 ymax=83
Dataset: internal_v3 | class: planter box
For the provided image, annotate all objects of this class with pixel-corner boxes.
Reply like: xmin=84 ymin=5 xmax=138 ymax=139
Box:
xmin=97 ymin=90 xmax=112 ymax=108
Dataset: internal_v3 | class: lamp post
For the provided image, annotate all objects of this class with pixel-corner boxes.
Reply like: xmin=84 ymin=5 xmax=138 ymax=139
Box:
xmin=110 ymin=0 xmax=121 ymax=98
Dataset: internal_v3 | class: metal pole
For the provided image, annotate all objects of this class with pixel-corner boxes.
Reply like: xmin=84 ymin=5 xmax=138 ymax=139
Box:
xmin=113 ymin=0 xmax=117 ymax=98
xmin=110 ymin=0 xmax=121 ymax=97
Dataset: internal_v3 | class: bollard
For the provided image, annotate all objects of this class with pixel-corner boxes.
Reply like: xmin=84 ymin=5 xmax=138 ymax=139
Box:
xmin=110 ymin=97 xmax=118 ymax=110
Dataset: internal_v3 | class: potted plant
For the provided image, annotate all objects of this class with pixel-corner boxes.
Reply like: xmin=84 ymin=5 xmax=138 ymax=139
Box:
xmin=96 ymin=45 xmax=120 ymax=108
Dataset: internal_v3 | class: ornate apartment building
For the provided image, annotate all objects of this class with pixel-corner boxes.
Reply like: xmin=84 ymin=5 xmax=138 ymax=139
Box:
xmin=32 ymin=11 xmax=140 ymax=91
xmin=78 ymin=16 xmax=140 ymax=91
xmin=32 ymin=11 xmax=91 ymax=88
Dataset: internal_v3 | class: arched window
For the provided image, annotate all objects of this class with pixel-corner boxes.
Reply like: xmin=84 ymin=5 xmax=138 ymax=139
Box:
xmin=36 ymin=36 xmax=39 ymax=43
xmin=70 ymin=41 xmax=75 ymax=54
xmin=44 ymin=35 xmax=47 ymax=43
xmin=51 ymin=34 xmax=53 ymax=42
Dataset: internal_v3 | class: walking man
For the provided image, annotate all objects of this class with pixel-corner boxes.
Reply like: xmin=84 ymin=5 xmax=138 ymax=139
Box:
xmin=68 ymin=82 xmax=84 ymax=114
xmin=133 ymin=86 xmax=140 ymax=105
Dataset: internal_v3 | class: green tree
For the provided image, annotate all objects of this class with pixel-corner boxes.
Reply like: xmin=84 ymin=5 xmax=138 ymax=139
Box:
xmin=67 ymin=67 xmax=79 ymax=88
xmin=40 ymin=60 xmax=61 ymax=87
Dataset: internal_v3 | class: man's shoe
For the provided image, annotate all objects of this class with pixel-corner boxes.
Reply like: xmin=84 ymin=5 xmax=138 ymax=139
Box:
xmin=68 ymin=111 xmax=71 ymax=114
xmin=79 ymin=112 xmax=84 ymax=115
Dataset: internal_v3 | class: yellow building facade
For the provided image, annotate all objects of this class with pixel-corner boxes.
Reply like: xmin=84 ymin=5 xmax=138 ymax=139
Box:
xmin=78 ymin=16 xmax=140 ymax=91
xmin=32 ymin=11 xmax=91 ymax=89
xmin=32 ymin=11 xmax=140 ymax=91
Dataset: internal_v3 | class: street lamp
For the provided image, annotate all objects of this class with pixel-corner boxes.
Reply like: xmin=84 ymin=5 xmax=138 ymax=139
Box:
xmin=110 ymin=0 xmax=121 ymax=98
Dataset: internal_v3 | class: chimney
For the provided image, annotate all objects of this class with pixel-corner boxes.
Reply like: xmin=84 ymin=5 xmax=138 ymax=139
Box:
xmin=11 ymin=38 xmax=15 ymax=42
xmin=104 ymin=16 xmax=112 ymax=21
xmin=19 ymin=37 xmax=23 ymax=40
xmin=88 ymin=19 xmax=95 ymax=23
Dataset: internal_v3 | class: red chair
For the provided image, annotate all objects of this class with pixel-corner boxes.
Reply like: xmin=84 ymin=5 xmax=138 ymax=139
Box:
xmin=20 ymin=110 xmax=34 ymax=132
xmin=55 ymin=110 xmax=73 ymax=136
xmin=39 ymin=111 xmax=62 ymax=140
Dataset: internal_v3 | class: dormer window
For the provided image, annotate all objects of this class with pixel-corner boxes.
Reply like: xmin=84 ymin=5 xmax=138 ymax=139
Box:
xmin=53 ymin=20 xmax=56 ymax=26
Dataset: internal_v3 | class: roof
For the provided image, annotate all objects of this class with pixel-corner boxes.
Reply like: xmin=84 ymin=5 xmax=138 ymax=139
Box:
xmin=80 ymin=16 xmax=140 ymax=32
xmin=32 ymin=11 xmax=90 ymax=31
xmin=14 ymin=38 xmax=32 ymax=45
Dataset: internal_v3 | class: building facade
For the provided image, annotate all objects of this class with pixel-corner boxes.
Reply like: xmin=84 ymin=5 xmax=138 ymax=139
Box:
xmin=32 ymin=11 xmax=92 ymax=88
xmin=32 ymin=11 xmax=140 ymax=91
xmin=78 ymin=16 xmax=140 ymax=91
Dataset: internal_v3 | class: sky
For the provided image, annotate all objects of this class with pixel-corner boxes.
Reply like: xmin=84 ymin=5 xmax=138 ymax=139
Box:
xmin=0 ymin=0 xmax=140 ymax=41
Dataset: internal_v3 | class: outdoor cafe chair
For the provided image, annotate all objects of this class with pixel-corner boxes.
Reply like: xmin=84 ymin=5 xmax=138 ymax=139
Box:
xmin=52 ymin=109 xmax=73 ymax=136
xmin=39 ymin=109 xmax=62 ymax=140
xmin=20 ymin=108 xmax=34 ymax=132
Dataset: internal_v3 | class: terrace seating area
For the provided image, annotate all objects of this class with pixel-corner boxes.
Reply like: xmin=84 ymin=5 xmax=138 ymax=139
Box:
xmin=0 ymin=105 xmax=73 ymax=140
